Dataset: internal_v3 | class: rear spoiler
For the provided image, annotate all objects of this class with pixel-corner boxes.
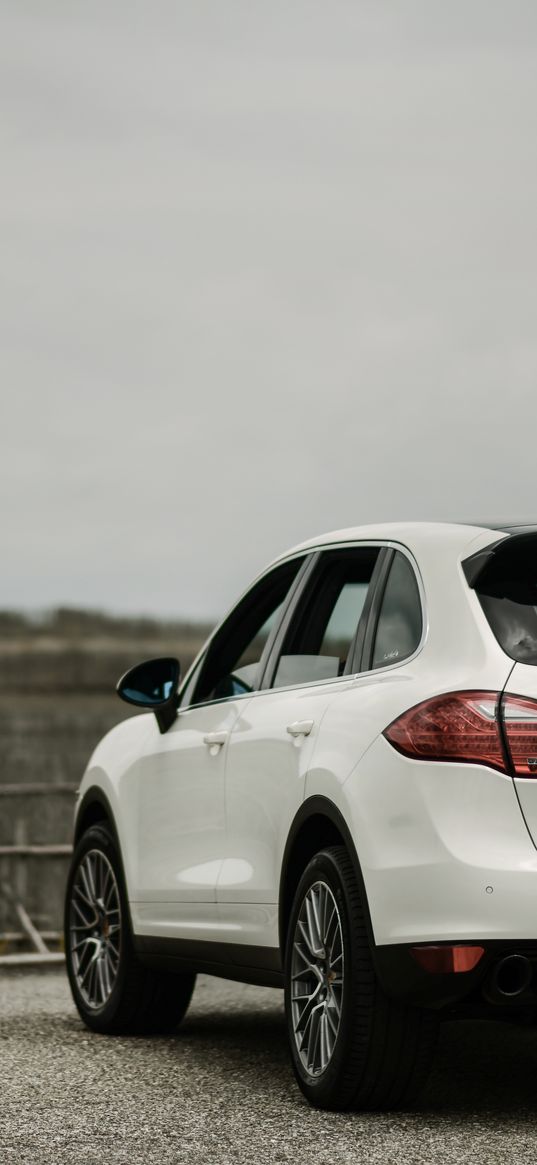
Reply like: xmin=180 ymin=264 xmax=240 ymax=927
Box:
xmin=463 ymin=530 xmax=537 ymax=588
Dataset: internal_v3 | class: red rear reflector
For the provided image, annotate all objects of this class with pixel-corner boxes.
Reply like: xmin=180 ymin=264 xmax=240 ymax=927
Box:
xmin=411 ymin=945 xmax=485 ymax=974
xmin=502 ymin=694 xmax=537 ymax=777
xmin=384 ymin=691 xmax=506 ymax=772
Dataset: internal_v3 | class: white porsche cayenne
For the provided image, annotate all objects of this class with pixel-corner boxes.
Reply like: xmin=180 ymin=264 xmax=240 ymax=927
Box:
xmin=65 ymin=521 xmax=537 ymax=1110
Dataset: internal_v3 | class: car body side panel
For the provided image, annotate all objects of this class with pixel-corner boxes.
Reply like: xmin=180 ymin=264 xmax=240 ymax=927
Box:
xmin=302 ymin=651 xmax=534 ymax=944
xmin=341 ymin=735 xmax=537 ymax=944
xmin=75 ymin=712 xmax=155 ymax=899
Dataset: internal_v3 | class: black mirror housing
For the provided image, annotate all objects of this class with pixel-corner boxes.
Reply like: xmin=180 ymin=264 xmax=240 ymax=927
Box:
xmin=116 ymin=657 xmax=180 ymax=733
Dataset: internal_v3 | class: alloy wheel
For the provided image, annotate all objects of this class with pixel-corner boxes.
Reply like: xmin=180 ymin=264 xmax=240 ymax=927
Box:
xmin=68 ymin=848 xmax=121 ymax=1010
xmin=290 ymin=880 xmax=344 ymax=1076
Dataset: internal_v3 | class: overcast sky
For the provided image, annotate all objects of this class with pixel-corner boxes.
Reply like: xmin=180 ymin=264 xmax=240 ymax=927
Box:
xmin=1 ymin=2 xmax=537 ymax=620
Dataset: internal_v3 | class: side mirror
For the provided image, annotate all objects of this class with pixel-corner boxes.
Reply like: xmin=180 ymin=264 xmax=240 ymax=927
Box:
xmin=116 ymin=657 xmax=180 ymax=734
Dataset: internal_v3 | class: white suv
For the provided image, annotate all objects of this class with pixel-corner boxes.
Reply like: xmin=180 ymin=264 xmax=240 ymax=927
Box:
xmin=65 ymin=521 xmax=537 ymax=1110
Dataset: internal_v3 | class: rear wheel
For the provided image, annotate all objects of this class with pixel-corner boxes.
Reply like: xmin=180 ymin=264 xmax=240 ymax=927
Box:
xmin=284 ymin=846 xmax=437 ymax=1110
xmin=65 ymin=823 xmax=196 ymax=1034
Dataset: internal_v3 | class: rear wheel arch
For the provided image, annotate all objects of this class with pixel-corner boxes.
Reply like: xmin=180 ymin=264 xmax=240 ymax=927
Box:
xmin=279 ymin=796 xmax=375 ymax=956
xmin=284 ymin=843 xmax=437 ymax=1109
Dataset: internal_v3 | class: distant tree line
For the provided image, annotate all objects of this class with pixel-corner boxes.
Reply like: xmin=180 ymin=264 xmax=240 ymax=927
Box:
xmin=0 ymin=608 xmax=214 ymax=692
xmin=0 ymin=607 xmax=213 ymax=642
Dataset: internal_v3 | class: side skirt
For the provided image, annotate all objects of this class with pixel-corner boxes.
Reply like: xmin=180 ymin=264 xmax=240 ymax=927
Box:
xmin=133 ymin=936 xmax=284 ymax=989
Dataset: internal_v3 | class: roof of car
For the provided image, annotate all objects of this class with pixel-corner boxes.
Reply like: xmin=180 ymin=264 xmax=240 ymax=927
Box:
xmin=267 ymin=521 xmax=537 ymax=575
xmin=482 ymin=523 xmax=537 ymax=534
xmin=278 ymin=521 xmax=498 ymax=558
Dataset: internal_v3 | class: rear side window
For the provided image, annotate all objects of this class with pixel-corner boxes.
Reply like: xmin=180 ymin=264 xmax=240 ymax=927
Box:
xmin=474 ymin=537 xmax=537 ymax=664
xmin=371 ymin=552 xmax=422 ymax=669
xmin=271 ymin=547 xmax=379 ymax=689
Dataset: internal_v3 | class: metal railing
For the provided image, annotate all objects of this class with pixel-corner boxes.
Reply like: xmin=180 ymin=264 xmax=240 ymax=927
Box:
xmin=0 ymin=781 xmax=76 ymax=966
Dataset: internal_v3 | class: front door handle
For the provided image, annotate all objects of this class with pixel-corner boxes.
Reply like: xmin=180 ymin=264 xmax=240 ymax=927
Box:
xmin=286 ymin=720 xmax=314 ymax=738
xmin=203 ymin=731 xmax=228 ymax=754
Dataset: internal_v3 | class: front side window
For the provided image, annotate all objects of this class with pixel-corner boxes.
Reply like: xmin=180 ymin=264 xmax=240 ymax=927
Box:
xmin=190 ymin=557 xmax=304 ymax=705
xmin=271 ymin=548 xmax=379 ymax=689
xmin=371 ymin=551 xmax=422 ymax=669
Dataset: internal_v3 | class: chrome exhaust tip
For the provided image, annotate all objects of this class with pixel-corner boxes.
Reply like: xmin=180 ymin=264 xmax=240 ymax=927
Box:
xmin=490 ymin=954 xmax=533 ymax=999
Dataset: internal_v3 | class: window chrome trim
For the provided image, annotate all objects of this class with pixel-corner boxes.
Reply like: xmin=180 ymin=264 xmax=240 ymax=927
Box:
xmin=176 ymin=540 xmax=428 ymax=711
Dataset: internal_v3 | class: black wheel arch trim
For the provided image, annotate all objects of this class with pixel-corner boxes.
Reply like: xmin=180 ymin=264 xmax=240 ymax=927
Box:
xmin=74 ymin=785 xmax=120 ymax=846
xmin=71 ymin=785 xmax=136 ymax=936
xmin=279 ymin=795 xmax=378 ymax=958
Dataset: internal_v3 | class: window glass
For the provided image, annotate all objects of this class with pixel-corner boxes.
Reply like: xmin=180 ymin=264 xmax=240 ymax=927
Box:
xmin=191 ymin=557 xmax=304 ymax=705
xmin=178 ymin=653 xmax=206 ymax=709
xmin=229 ymin=607 xmax=281 ymax=686
xmin=474 ymin=535 xmax=537 ymax=663
xmin=321 ymin=582 xmax=370 ymax=661
xmin=371 ymin=552 xmax=422 ymax=669
xmin=272 ymin=548 xmax=378 ymax=689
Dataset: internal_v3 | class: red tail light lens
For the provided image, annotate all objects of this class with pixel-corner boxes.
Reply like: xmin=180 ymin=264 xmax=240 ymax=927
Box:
xmin=502 ymin=694 xmax=537 ymax=777
xmin=384 ymin=691 xmax=506 ymax=772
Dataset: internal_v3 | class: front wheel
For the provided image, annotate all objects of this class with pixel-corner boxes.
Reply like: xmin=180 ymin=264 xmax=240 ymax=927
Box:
xmin=284 ymin=846 xmax=437 ymax=1110
xmin=65 ymin=823 xmax=196 ymax=1034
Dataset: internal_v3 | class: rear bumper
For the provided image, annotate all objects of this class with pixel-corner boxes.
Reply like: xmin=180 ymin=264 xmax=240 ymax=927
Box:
xmin=374 ymin=940 xmax=537 ymax=1012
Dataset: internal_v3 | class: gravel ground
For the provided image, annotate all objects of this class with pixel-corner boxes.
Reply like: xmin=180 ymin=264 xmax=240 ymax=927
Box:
xmin=2 ymin=969 xmax=537 ymax=1164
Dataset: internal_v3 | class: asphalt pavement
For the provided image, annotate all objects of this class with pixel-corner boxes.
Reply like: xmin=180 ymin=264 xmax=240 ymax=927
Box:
xmin=2 ymin=968 xmax=537 ymax=1164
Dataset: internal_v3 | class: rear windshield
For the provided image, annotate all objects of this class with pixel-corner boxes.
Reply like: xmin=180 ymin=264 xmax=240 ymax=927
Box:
xmin=475 ymin=535 xmax=537 ymax=664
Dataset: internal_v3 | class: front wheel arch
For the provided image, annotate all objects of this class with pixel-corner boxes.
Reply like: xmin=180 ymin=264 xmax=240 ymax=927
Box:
xmin=74 ymin=786 xmax=119 ymax=846
xmin=73 ymin=787 xmax=135 ymax=934
xmin=65 ymin=821 xmax=196 ymax=1034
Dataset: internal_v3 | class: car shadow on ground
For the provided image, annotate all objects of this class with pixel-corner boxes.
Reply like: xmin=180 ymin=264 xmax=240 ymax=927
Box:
xmin=174 ymin=1005 xmax=537 ymax=1119
xmin=421 ymin=1018 xmax=537 ymax=1117
xmin=179 ymin=1005 xmax=290 ymax=1071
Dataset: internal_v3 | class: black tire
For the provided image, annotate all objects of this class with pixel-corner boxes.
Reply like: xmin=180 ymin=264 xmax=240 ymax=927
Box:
xmin=284 ymin=846 xmax=437 ymax=1110
xmin=64 ymin=823 xmax=196 ymax=1035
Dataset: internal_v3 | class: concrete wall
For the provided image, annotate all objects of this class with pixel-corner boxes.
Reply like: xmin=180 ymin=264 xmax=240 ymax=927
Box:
xmin=0 ymin=623 xmax=209 ymax=949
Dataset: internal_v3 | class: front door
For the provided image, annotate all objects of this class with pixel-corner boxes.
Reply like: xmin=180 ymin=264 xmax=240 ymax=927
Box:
xmin=129 ymin=699 xmax=240 ymax=941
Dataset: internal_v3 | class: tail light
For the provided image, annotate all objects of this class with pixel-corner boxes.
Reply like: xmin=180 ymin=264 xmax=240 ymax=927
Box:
xmin=384 ymin=691 xmax=506 ymax=771
xmin=502 ymin=695 xmax=537 ymax=776
xmin=384 ymin=690 xmax=537 ymax=777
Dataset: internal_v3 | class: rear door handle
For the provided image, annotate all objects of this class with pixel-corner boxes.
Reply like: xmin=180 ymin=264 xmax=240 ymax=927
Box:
xmin=203 ymin=732 xmax=228 ymax=753
xmin=286 ymin=720 xmax=314 ymax=738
